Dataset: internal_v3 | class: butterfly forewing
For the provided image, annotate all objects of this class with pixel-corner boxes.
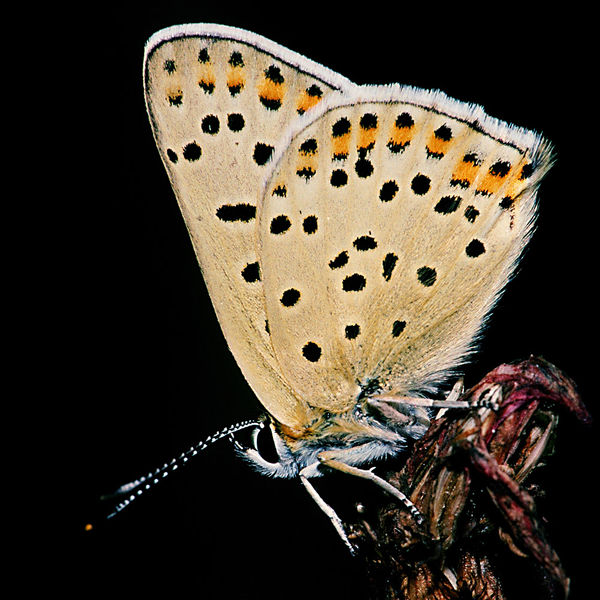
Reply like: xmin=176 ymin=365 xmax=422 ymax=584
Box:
xmin=259 ymin=87 xmax=553 ymax=412
xmin=144 ymin=25 xmax=353 ymax=426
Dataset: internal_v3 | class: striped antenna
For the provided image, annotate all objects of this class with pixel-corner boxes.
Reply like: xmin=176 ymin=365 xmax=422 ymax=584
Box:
xmin=103 ymin=419 xmax=262 ymax=519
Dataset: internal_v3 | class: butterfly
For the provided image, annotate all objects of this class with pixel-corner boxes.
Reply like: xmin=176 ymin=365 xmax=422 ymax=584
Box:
xmin=114 ymin=23 xmax=553 ymax=553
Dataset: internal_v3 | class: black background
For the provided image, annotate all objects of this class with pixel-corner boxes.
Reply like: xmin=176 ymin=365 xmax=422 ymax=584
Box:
xmin=66 ymin=4 xmax=596 ymax=599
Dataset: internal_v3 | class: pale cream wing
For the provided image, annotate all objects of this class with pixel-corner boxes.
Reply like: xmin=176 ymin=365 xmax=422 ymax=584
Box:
xmin=144 ymin=24 xmax=353 ymax=427
xmin=259 ymin=86 xmax=553 ymax=413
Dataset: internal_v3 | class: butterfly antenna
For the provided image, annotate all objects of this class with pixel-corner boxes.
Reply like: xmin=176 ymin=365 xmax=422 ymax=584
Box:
xmin=102 ymin=419 xmax=262 ymax=520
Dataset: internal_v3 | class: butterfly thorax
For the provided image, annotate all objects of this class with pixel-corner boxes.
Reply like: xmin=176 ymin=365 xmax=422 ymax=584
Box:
xmin=240 ymin=399 xmax=431 ymax=479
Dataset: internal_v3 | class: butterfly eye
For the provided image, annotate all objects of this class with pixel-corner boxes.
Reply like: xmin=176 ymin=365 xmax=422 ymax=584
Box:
xmin=253 ymin=422 xmax=279 ymax=464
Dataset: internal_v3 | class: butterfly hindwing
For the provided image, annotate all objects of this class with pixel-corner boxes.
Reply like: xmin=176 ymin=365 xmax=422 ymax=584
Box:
xmin=144 ymin=24 xmax=353 ymax=426
xmin=259 ymin=86 xmax=553 ymax=412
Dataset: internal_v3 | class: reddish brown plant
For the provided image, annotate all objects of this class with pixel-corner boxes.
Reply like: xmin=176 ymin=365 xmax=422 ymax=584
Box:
xmin=346 ymin=357 xmax=591 ymax=600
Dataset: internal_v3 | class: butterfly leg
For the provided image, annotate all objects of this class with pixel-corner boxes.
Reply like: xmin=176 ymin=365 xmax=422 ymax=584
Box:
xmin=299 ymin=469 xmax=356 ymax=555
xmin=317 ymin=450 xmax=424 ymax=527
xmin=444 ymin=379 xmax=503 ymax=411
xmin=370 ymin=380 xmax=503 ymax=413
